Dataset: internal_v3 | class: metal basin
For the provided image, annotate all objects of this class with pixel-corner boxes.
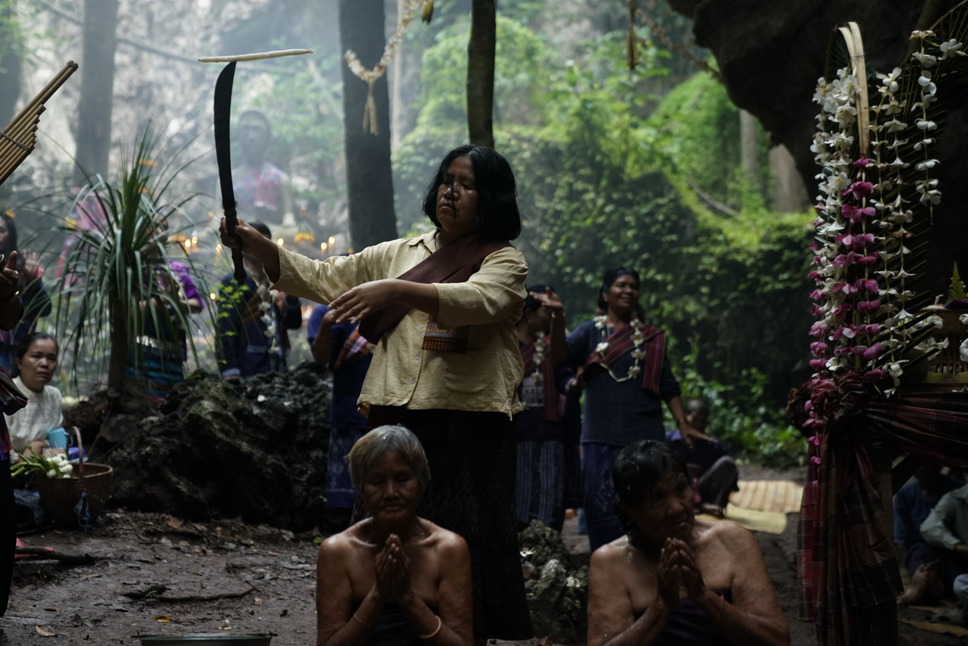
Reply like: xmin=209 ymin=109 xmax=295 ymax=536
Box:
xmin=139 ymin=634 xmax=273 ymax=645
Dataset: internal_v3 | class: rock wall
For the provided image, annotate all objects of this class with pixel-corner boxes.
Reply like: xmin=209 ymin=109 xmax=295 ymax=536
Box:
xmin=666 ymin=0 xmax=968 ymax=296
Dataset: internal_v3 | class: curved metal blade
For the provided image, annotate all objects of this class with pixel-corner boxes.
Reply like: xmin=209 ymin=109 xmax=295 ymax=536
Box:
xmin=213 ymin=61 xmax=246 ymax=283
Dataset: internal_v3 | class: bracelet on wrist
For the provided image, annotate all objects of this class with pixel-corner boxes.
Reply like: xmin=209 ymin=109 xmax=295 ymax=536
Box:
xmin=418 ymin=615 xmax=442 ymax=640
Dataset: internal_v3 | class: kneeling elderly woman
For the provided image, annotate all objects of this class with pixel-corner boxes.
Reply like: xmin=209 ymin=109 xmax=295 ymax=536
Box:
xmin=316 ymin=425 xmax=473 ymax=646
xmin=586 ymin=440 xmax=789 ymax=646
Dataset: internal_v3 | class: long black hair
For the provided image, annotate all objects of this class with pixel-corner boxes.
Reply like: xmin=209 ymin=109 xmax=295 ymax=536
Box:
xmin=0 ymin=211 xmax=18 ymax=258
xmin=421 ymin=144 xmax=521 ymax=242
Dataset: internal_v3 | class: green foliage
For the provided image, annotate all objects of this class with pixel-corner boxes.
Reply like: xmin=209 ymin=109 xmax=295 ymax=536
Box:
xmin=675 ymin=342 xmax=807 ymax=468
xmin=398 ymin=13 xmax=816 ymax=461
xmin=50 ymin=125 xmax=213 ymax=393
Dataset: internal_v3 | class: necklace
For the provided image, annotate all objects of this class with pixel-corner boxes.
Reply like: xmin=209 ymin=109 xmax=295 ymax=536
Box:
xmin=594 ymin=315 xmax=645 ymax=383
xmin=531 ymin=331 xmax=547 ymax=382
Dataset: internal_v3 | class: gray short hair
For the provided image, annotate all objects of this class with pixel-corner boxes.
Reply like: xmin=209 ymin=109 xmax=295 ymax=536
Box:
xmin=347 ymin=425 xmax=431 ymax=493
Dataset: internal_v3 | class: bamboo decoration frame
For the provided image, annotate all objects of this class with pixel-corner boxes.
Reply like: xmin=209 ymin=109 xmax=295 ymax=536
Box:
xmin=0 ymin=60 xmax=78 ymax=187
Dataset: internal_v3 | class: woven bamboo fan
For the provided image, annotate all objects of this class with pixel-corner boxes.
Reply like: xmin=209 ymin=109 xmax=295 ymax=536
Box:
xmin=0 ymin=60 xmax=78 ymax=186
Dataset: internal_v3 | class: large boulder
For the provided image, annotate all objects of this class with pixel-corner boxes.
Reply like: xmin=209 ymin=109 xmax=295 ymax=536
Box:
xmin=84 ymin=363 xmax=334 ymax=532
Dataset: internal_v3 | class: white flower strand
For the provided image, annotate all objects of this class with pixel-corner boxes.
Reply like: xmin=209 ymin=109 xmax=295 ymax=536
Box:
xmin=532 ymin=332 xmax=547 ymax=382
xmin=593 ymin=315 xmax=646 ymax=383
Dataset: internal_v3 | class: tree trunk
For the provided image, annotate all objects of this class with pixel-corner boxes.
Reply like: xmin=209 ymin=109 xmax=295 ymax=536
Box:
xmin=338 ymin=0 xmax=397 ymax=250
xmin=106 ymin=290 xmax=127 ymax=395
xmin=72 ymin=0 xmax=119 ymax=187
xmin=769 ymin=144 xmax=810 ymax=213
xmin=739 ymin=109 xmax=758 ymax=182
xmin=467 ymin=0 xmax=496 ymax=148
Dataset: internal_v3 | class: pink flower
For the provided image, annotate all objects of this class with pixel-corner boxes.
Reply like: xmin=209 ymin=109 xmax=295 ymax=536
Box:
xmin=857 ymin=300 xmax=881 ymax=314
xmin=809 ymin=359 xmax=828 ymax=371
xmin=853 ymin=278 xmax=879 ymax=293
xmin=809 ymin=322 xmax=829 ymax=338
xmin=852 ymin=158 xmax=871 ymax=168
xmin=862 ymin=342 xmax=884 ymax=360
xmin=855 ymin=253 xmax=880 ymax=266
xmin=810 ymin=342 xmax=828 ymax=355
xmin=842 ymin=181 xmax=874 ymax=199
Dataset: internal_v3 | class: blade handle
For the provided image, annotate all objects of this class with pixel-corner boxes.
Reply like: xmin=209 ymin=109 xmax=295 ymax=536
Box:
xmin=222 ymin=202 xmax=246 ymax=284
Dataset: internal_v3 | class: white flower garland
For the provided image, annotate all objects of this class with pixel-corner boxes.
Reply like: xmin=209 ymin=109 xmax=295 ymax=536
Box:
xmin=594 ymin=315 xmax=646 ymax=382
xmin=531 ymin=331 xmax=547 ymax=383
xmin=806 ymin=29 xmax=965 ymax=398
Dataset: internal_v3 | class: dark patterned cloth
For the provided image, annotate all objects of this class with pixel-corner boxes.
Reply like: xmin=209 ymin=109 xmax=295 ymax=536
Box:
xmin=326 ymin=427 xmax=365 ymax=509
xmin=655 ymin=589 xmax=732 ymax=646
xmin=515 ymin=439 xmax=565 ymax=531
xmin=582 ymin=442 xmax=626 ymax=551
xmin=366 ymin=601 xmax=422 ymax=646
xmin=797 ymin=386 xmax=968 ymax=644
xmin=366 ymin=406 xmax=532 ymax=641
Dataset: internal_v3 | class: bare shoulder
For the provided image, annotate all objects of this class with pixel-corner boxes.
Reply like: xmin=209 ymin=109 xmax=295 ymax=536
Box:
xmin=698 ymin=518 xmax=758 ymax=548
xmin=422 ymin=519 xmax=469 ymax=555
xmin=589 ymin=536 xmax=634 ymax=571
xmin=317 ymin=527 xmax=361 ymax=561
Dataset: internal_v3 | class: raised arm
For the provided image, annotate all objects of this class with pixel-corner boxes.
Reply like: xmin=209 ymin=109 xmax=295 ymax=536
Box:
xmin=219 ymin=217 xmax=281 ymax=281
xmin=0 ymin=252 xmax=23 ymax=331
xmin=328 ymin=279 xmax=440 ymax=325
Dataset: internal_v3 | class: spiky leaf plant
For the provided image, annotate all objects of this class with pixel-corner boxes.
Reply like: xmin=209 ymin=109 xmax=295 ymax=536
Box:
xmin=52 ymin=124 xmax=210 ymax=399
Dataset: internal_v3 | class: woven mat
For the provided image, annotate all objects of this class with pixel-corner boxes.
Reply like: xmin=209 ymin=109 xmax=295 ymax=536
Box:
xmin=697 ymin=479 xmax=805 ymax=535
xmin=729 ymin=479 xmax=804 ymax=514
xmin=902 ymin=620 xmax=968 ymax=637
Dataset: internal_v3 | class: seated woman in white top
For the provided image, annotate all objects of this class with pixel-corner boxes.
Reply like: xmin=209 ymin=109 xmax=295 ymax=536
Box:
xmin=4 ymin=332 xmax=63 ymax=457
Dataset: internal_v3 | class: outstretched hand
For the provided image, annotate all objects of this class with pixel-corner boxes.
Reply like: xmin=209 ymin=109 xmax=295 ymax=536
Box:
xmin=679 ymin=420 xmax=715 ymax=448
xmin=329 ymin=279 xmax=400 ymax=324
xmin=530 ymin=286 xmax=563 ymax=314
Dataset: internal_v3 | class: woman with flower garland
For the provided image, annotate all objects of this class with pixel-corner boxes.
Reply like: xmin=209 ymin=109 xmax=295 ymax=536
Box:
xmin=565 ymin=267 xmax=710 ymax=551
xmin=512 ymin=284 xmax=576 ymax=531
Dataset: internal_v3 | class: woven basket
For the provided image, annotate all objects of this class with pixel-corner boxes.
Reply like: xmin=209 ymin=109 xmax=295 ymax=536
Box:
xmin=36 ymin=428 xmax=113 ymax=529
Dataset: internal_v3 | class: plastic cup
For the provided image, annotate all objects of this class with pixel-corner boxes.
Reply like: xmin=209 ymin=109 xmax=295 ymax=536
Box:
xmin=46 ymin=427 xmax=68 ymax=449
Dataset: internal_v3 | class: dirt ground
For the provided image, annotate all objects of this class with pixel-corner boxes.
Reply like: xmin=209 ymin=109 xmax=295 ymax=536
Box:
xmin=2 ymin=466 xmax=966 ymax=645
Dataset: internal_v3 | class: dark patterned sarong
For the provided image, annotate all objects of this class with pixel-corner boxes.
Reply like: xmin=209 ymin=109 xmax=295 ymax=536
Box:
xmin=366 ymin=407 xmax=533 ymax=641
xmin=582 ymin=442 xmax=625 ymax=551
xmin=515 ymin=439 xmax=565 ymax=531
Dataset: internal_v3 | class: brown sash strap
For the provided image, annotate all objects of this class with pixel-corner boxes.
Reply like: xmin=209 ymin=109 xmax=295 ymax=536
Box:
xmin=358 ymin=234 xmax=509 ymax=343
xmin=583 ymin=323 xmax=666 ymax=394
